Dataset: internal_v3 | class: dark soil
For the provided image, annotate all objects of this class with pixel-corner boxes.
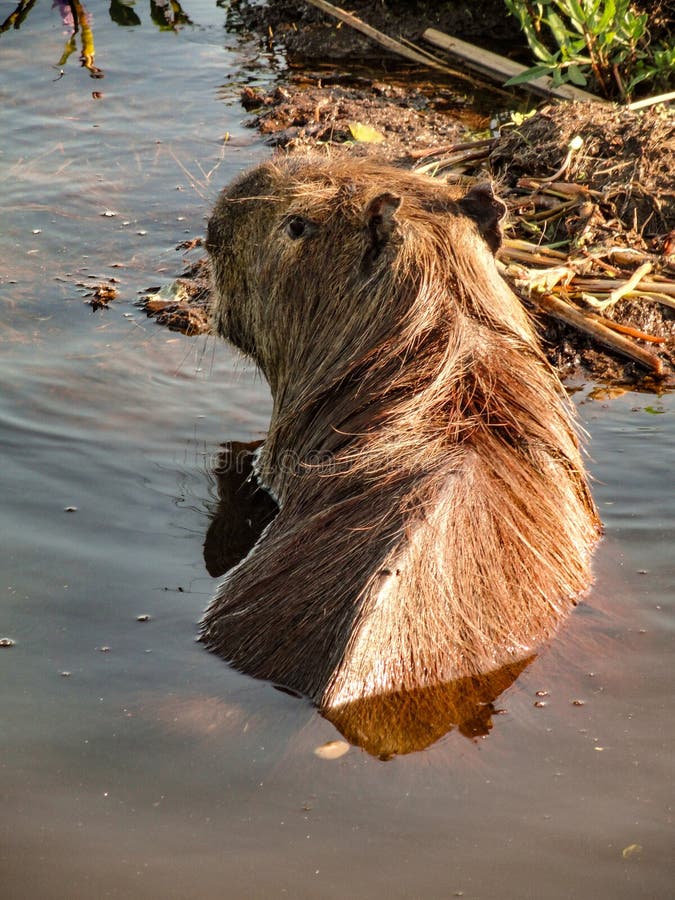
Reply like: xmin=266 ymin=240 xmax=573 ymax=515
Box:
xmin=240 ymin=78 xmax=472 ymax=158
xmin=141 ymin=2 xmax=675 ymax=388
xmin=230 ymin=0 xmax=525 ymax=66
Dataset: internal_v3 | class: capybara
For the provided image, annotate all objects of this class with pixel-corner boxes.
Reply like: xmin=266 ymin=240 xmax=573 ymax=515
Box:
xmin=202 ymin=156 xmax=601 ymax=711
xmin=202 ymin=440 xmax=535 ymax=755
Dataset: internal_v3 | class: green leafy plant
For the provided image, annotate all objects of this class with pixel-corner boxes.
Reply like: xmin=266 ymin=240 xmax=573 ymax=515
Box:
xmin=503 ymin=0 xmax=673 ymax=99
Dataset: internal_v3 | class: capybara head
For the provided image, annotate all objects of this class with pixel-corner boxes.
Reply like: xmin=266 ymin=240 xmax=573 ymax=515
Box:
xmin=203 ymin=157 xmax=600 ymax=714
xmin=206 ymin=157 xmax=511 ymax=396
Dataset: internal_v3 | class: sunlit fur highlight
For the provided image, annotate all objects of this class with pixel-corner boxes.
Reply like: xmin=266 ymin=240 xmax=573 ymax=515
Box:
xmin=203 ymin=156 xmax=600 ymax=709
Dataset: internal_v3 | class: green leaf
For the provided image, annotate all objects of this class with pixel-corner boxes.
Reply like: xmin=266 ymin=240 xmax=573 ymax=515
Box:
xmin=505 ymin=64 xmax=555 ymax=86
xmin=644 ymin=406 xmax=665 ymax=415
xmin=626 ymin=68 xmax=656 ymax=92
xmin=548 ymin=11 xmax=571 ymax=48
xmin=564 ymin=0 xmax=587 ymax=30
xmin=567 ymin=64 xmax=588 ymax=85
xmin=584 ymin=0 xmax=601 ymax=31
xmin=597 ymin=0 xmax=617 ymax=33
xmin=529 ymin=36 xmax=560 ymax=63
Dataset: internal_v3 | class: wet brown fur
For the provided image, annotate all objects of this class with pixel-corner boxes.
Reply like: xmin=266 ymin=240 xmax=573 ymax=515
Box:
xmin=202 ymin=156 xmax=600 ymax=709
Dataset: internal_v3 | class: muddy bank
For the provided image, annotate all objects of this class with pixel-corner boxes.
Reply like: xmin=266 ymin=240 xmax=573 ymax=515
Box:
xmin=230 ymin=0 xmax=525 ymax=65
xmin=231 ymin=0 xmax=673 ymax=89
xmin=140 ymin=9 xmax=674 ymax=387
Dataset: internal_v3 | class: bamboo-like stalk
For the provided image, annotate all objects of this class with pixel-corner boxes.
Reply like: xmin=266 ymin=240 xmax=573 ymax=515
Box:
xmin=606 ymin=262 xmax=653 ymax=306
xmin=303 ymin=0 xmax=462 ymax=76
xmin=533 ymin=292 xmax=664 ymax=374
xmin=583 ymin=312 xmax=665 ymax=344
xmin=414 ymin=147 xmax=493 ymax=175
xmin=628 ymin=290 xmax=675 ymax=312
xmin=500 ymin=246 xmax=572 ymax=267
xmin=516 ymin=178 xmax=599 ymax=199
xmin=628 ymin=90 xmax=675 ymax=111
xmin=503 ymin=238 xmax=569 ymax=259
xmin=574 ymin=277 xmax=675 ymax=297
xmin=408 ymin=139 xmax=495 ymax=161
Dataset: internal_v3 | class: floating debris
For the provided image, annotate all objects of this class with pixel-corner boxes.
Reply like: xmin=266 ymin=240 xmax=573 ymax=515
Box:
xmin=84 ymin=282 xmax=118 ymax=311
xmin=313 ymin=740 xmax=350 ymax=759
xmin=141 ymin=256 xmax=211 ymax=335
xmin=622 ymin=843 xmax=643 ymax=859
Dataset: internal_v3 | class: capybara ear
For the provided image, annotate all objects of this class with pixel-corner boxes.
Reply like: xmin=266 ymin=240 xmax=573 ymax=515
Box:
xmin=459 ymin=183 xmax=507 ymax=254
xmin=364 ymin=192 xmax=402 ymax=257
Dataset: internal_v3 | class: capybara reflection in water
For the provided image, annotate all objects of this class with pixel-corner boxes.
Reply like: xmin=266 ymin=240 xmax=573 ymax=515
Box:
xmin=202 ymin=156 xmax=600 ymax=710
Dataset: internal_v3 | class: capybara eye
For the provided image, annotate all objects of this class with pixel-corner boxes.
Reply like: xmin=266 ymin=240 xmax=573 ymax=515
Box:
xmin=284 ymin=216 xmax=313 ymax=240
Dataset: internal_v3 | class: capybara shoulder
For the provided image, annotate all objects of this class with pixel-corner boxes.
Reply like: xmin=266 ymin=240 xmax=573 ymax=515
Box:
xmin=202 ymin=156 xmax=600 ymax=711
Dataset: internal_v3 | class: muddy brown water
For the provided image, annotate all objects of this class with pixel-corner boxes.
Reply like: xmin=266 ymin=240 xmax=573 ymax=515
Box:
xmin=1 ymin=4 xmax=673 ymax=899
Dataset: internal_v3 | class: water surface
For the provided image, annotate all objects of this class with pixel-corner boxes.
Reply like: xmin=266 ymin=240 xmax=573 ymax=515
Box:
xmin=1 ymin=4 xmax=673 ymax=898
